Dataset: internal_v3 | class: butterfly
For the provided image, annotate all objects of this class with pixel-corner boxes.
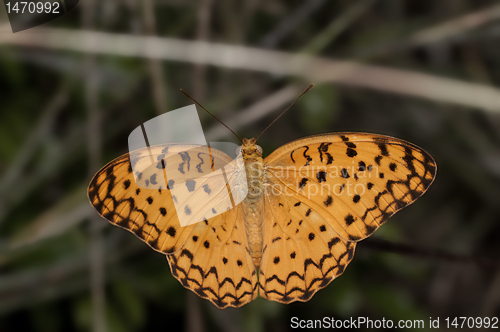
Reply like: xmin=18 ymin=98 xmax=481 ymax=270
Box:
xmin=88 ymin=128 xmax=436 ymax=308
xmin=88 ymin=83 xmax=436 ymax=308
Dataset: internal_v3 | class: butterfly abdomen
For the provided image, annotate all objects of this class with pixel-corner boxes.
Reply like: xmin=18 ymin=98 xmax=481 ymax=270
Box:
xmin=241 ymin=142 xmax=265 ymax=268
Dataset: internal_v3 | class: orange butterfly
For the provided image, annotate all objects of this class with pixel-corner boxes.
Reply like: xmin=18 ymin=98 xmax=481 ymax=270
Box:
xmin=88 ymin=87 xmax=436 ymax=308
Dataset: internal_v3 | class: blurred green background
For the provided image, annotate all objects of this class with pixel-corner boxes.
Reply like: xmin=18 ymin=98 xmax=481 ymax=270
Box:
xmin=1 ymin=0 xmax=500 ymax=331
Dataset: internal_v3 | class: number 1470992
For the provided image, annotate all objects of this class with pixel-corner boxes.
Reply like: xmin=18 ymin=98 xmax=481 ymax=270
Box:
xmin=445 ymin=317 xmax=498 ymax=329
xmin=5 ymin=1 xmax=60 ymax=14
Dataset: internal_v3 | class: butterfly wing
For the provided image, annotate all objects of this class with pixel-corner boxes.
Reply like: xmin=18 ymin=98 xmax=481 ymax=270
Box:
xmin=258 ymin=132 xmax=436 ymax=303
xmin=167 ymin=206 xmax=258 ymax=308
xmin=264 ymin=132 xmax=436 ymax=242
xmin=88 ymin=144 xmax=258 ymax=308
xmin=259 ymin=192 xmax=356 ymax=303
xmin=88 ymin=144 xmax=240 ymax=253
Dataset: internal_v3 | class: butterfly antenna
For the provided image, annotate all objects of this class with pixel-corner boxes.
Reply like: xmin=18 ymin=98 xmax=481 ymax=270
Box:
xmin=180 ymin=89 xmax=243 ymax=143
xmin=255 ymin=84 xmax=314 ymax=143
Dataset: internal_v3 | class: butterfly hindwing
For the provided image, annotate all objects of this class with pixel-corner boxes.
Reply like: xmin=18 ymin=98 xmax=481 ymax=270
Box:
xmin=258 ymin=192 xmax=355 ymax=303
xmin=167 ymin=205 xmax=258 ymax=308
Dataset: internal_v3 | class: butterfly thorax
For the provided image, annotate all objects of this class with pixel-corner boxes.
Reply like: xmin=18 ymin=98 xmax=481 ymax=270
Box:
xmin=241 ymin=138 xmax=265 ymax=268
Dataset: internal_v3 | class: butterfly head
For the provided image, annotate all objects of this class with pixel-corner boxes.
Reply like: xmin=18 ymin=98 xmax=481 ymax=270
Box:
xmin=239 ymin=138 xmax=263 ymax=157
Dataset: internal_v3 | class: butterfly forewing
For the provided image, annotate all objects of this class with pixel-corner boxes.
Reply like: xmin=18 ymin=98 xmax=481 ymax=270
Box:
xmin=87 ymin=144 xmax=241 ymax=254
xmin=263 ymin=133 xmax=436 ymax=242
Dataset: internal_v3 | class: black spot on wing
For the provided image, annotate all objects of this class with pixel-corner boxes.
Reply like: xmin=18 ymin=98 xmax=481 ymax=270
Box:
xmin=328 ymin=237 xmax=340 ymax=250
xmin=302 ymin=146 xmax=312 ymax=166
xmin=345 ymin=141 xmax=357 ymax=157
xmin=316 ymin=171 xmax=327 ymax=183
xmin=346 ymin=148 xmax=357 ymax=157
xmin=378 ymin=143 xmax=389 ymax=156
xmin=203 ymin=184 xmax=211 ymax=194
xmin=318 ymin=143 xmax=332 ymax=163
xmin=345 ymin=214 xmax=355 ymax=225
xmin=186 ymin=180 xmax=196 ymax=192
xmin=178 ymin=152 xmax=191 ymax=174
xmin=326 ymin=153 xmax=334 ymax=165
xmin=167 ymin=227 xmax=176 ymax=237
xmin=196 ymin=152 xmax=205 ymax=173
